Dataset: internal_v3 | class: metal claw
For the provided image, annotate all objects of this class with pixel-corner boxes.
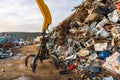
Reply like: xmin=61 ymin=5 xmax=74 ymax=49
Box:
xmin=50 ymin=54 xmax=59 ymax=69
xmin=25 ymin=33 xmax=51 ymax=72
xmin=25 ymin=54 xmax=36 ymax=67
xmin=30 ymin=55 xmax=39 ymax=72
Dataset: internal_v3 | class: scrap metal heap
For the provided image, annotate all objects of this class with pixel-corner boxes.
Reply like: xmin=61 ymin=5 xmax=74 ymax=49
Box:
xmin=47 ymin=0 xmax=120 ymax=79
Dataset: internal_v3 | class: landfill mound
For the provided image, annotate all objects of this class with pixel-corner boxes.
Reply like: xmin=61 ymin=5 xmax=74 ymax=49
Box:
xmin=48 ymin=0 xmax=120 ymax=79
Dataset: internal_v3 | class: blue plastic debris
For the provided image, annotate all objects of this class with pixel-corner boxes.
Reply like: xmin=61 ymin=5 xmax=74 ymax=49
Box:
xmin=98 ymin=50 xmax=110 ymax=60
xmin=90 ymin=66 xmax=100 ymax=73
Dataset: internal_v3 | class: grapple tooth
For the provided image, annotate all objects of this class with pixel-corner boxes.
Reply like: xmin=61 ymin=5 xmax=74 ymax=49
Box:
xmin=30 ymin=55 xmax=39 ymax=72
xmin=40 ymin=59 xmax=43 ymax=63
xmin=50 ymin=54 xmax=59 ymax=70
xmin=25 ymin=54 xmax=36 ymax=67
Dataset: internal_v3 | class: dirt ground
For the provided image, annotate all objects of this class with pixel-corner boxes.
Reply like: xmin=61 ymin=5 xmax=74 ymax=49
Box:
xmin=0 ymin=45 xmax=70 ymax=80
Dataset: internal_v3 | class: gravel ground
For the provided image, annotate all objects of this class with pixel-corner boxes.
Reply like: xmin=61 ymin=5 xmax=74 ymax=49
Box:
xmin=0 ymin=45 xmax=70 ymax=80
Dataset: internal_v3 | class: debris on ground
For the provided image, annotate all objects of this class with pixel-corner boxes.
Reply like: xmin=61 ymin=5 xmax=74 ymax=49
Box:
xmin=46 ymin=0 xmax=120 ymax=79
xmin=0 ymin=48 xmax=13 ymax=59
xmin=1 ymin=0 xmax=120 ymax=79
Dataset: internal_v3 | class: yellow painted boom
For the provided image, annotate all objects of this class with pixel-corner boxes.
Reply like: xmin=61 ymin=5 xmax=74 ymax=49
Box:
xmin=36 ymin=0 xmax=52 ymax=33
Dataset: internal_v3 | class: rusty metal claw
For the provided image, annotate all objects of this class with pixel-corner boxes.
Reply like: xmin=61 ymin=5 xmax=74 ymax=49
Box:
xmin=25 ymin=54 xmax=36 ymax=67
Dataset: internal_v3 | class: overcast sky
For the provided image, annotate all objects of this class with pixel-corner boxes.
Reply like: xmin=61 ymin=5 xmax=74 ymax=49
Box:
xmin=0 ymin=0 xmax=82 ymax=32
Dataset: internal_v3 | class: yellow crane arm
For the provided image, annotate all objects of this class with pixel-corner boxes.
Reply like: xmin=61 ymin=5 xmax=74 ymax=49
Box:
xmin=36 ymin=0 xmax=52 ymax=33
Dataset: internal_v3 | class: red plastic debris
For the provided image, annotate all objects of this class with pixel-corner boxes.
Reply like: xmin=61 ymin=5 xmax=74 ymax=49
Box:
xmin=115 ymin=2 xmax=120 ymax=9
xmin=68 ymin=63 xmax=76 ymax=71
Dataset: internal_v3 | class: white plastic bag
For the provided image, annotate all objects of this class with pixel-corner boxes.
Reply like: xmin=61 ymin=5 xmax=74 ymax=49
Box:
xmin=94 ymin=43 xmax=108 ymax=51
xmin=108 ymin=10 xmax=120 ymax=22
xmin=102 ymin=52 xmax=120 ymax=75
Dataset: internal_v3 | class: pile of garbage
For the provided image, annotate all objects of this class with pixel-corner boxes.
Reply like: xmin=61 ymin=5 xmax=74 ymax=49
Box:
xmin=0 ymin=48 xmax=13 ymax=59
xmin=47 ymin=0 xmax=120 ymax=79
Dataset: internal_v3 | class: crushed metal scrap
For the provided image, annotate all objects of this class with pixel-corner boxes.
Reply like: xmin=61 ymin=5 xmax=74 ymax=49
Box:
xmin=47 ymin=0 xmax=120 ymax=79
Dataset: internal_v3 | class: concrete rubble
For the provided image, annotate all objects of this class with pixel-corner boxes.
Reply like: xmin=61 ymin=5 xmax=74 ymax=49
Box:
xmin=47 ymin=0 xmax=120 ymax=79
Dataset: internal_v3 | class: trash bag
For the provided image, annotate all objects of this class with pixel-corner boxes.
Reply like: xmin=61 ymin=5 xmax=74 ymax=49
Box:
xmin=97 ymin=6 xmax=110 ymax=15
xmin=59 ymin=70 xmax=70 ymax=75
xmin=89 ymin=65 xmax=100 ymax=73
xmin=96 ymin=28 xmax=110 ymax=37
xmin=108 ymin=9 xmax=120 ymax=22
xmin=94 ymin=43 xmax=108 ymax=51
xmin=96 ymin=18 xmax=109 ymax=28
xmin=115 ymin=2 xmax=120 ymax=10
xmin=102 ymin=52 xmax=120 ymax=75
xmin=98 ymin=50 xmax=111 ymax=60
